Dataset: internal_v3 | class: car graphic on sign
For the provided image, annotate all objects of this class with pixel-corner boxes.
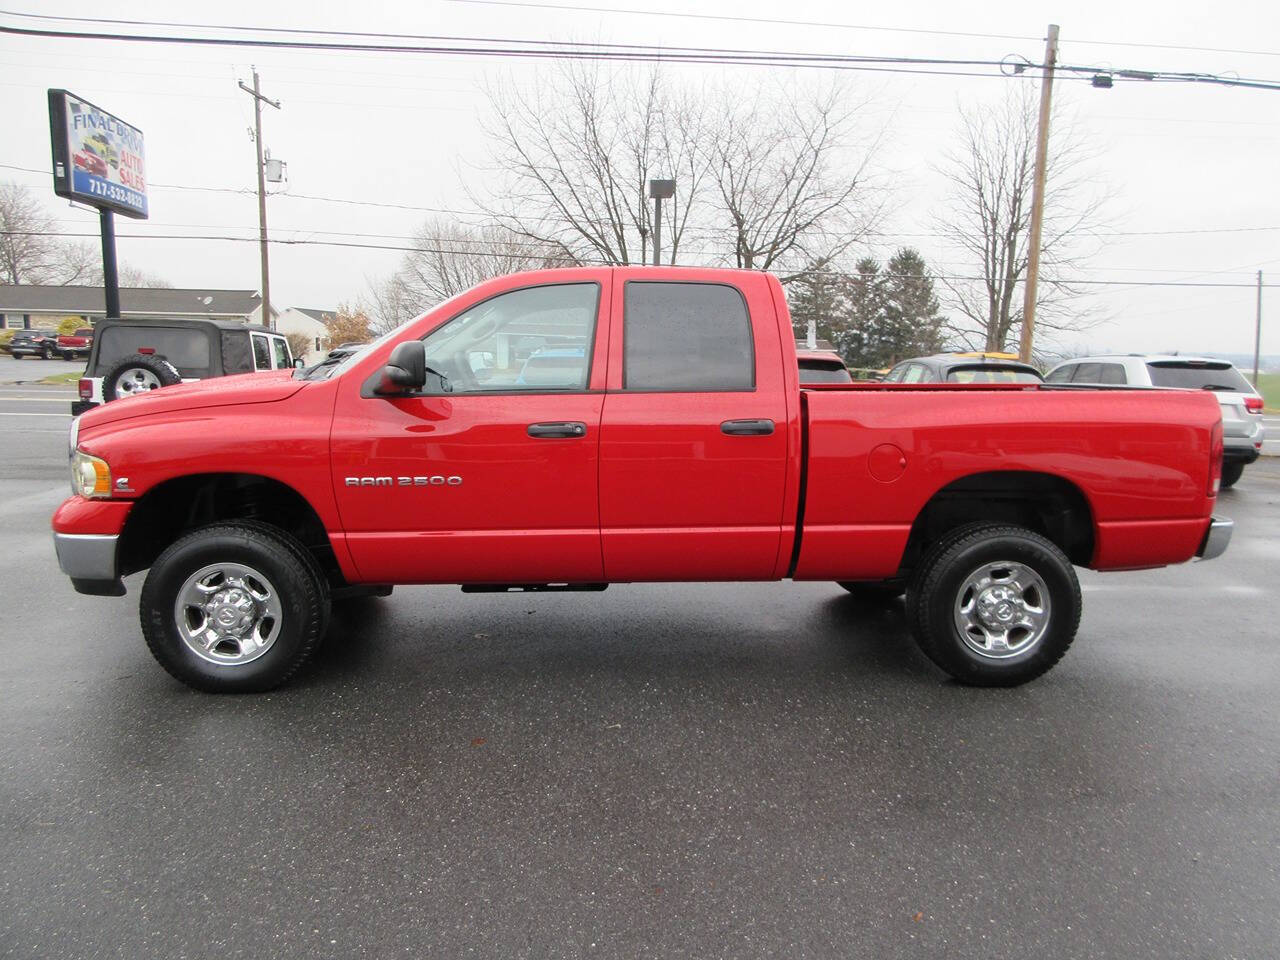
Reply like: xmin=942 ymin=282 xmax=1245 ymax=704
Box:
xmin=74 ymin=150 xmax=107 ymax=177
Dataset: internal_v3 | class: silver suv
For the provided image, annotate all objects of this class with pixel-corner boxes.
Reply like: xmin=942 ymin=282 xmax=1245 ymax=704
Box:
xmin=1044 ymin=355 xmax=1265 ymax=488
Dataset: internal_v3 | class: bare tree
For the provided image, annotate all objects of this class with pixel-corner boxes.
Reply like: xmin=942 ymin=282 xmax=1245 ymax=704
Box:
xmin=118 ymin=263 xmax=172 ymax=288
xmin=475 ymin=61 xmax=710 ymax=265
xmin=934 ymin=86 xmax=1109 ymax=352
xmin=0 ymin=181 xmax=62 ymax=284
xmin=368 ymin=218 xmax=560 ymax=332
xmin=703 ymin=79 xmax=887 ymax=280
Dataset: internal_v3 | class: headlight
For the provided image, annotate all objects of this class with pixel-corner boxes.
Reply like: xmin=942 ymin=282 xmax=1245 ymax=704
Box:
xmin=68 ymin=415 xmax=80 ymax=461
xmin=71 ymin=450 xmax=112 ymax=498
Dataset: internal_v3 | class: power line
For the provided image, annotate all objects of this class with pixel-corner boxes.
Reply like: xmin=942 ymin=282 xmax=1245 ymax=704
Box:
xmin=7 ymin=162 xmax=1280 ymax=239
xmin=4 ymin=229 xmax=1278 ymax=289
xmin=441 ymin=0 xmax=1280 ymax=59
xmin=440 ymin=0 xmax=1039 ymax=44
xmin=0 ymin=12 xmax=1019 ymax=73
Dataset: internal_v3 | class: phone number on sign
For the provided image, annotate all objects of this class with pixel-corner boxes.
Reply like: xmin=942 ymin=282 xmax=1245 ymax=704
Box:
xmin=85 ymin=178 xmax=144 ymax=209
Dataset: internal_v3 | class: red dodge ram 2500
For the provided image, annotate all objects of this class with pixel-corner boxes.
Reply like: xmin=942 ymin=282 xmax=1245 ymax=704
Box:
xmin=52 ymin=267 xmax=1232 ymax=692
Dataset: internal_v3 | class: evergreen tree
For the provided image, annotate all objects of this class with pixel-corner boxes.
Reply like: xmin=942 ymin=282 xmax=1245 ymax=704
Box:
xmin=879 ymin=248 xmax=945 ymax=365
xmin=842 ymin=257 xmax=883 ymax=368
xmin=789 ymin=259 xmax=867 ymax=362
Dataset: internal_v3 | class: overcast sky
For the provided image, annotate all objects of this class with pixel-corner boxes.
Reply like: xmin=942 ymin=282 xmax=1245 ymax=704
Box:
xmin=3 ymin=0 xmax=1277 ymax=357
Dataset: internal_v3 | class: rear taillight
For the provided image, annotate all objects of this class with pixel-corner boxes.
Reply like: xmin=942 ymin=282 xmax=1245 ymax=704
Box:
xmin=1208 ymin=419 xmax=1223 ymax=496
xmin=78 ymin=378 xmax=92 ymax=400
xmin=1244 ymin=395 xmax=1263 ymax=414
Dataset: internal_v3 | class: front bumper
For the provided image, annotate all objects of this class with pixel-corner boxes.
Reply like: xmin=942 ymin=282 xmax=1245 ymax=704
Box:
xmin=53 ymin=532 xmax=125 ymax=596
xmin=1195 ymin=516 xmax=1233 ymax=562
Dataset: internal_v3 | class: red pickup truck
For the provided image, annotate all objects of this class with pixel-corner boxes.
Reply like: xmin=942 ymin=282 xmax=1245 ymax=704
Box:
xmin=52 ymin=267 xmax=1231 ymax=693
xmin=57 ymin=327 xmax=94 ymax=361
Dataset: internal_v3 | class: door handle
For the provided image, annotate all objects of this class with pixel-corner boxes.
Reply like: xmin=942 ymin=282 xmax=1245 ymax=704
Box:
xmin=720 ymin=418 xmax=775 ymax=436
xmin=527 ymin=421 xmax=588 ymax=439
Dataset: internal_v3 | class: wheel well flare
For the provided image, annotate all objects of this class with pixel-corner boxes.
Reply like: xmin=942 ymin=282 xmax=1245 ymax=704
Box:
xmin=904 ymin=471 xmax=1095 ymax=570
xmin=118 ymin=474 xmax=339 ymax=583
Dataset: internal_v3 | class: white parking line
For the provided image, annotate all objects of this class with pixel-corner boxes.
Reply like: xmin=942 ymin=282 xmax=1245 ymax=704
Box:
xmin=0 ymin=412 xmax=71 ymax=418
xmin=0 ymin=397 xmax=76 ymax=403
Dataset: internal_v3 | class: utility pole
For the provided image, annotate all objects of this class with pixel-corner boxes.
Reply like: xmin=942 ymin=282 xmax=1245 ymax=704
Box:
xmin=1253 ymin=270 xmax=1263 ymax=387
xmin=1019 ymin=23 xmax=1059 ymax=364
xmin=238 ymin=68 xmax=280 ymax=329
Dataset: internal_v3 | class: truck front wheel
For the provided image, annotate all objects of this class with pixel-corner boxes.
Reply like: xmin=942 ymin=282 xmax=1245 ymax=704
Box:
xmin=140 ymin=522 xmax=330 ymax=692
xmin=907 ymin=524 xmax=1080 ymax=686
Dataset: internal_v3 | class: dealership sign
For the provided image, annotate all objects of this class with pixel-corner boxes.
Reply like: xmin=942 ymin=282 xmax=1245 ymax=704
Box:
xmin=48 ymin=89 xmax=148 ymax=219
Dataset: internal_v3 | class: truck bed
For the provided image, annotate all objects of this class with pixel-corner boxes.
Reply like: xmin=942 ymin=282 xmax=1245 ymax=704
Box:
xmin=794 ymin=383 xmax=1222 ymax=579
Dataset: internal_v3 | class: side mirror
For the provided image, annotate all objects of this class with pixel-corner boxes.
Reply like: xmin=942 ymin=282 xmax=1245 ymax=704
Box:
xmin=375 ymin=340 xmax=426 ymax=395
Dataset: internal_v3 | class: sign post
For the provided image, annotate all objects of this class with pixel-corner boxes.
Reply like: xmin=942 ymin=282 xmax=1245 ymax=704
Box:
xmin=47 ymin=90 xmax=148 ymax=320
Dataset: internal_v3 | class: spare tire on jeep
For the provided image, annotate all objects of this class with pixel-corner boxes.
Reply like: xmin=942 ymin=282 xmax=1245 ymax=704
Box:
xmin=103 ymin=353 xmax=182 ymax=402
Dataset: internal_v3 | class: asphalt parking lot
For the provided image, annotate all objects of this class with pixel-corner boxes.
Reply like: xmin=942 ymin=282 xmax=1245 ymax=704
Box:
xmin=1 ymin=383 xmax=1277 ymax=959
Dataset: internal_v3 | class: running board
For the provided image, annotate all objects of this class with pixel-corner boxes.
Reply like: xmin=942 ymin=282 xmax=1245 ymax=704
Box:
xmin=461 ymin=583 xmax=609 ymax=593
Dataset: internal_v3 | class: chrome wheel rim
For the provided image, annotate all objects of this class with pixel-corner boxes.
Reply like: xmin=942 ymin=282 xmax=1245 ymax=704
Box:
xmin=115 ymin=367 xmax=162 ymax=396
xmin=174 ymin=562 xmax=283 ymax=666
xmin=953 ymin=560 xmax=1051 ymax=660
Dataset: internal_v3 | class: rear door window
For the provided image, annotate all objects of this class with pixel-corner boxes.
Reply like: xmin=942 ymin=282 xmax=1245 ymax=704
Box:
xmin=1145 ymin=361 xmax=1252 ymax=391
xmin=1097 ymin=363 xmax=1126 ymax=384
xmin=624 ymin=282 xmax=754 ymax=391
xmin=95 ymin=326 xmax=211 ymax=378
xmin=1071 ymin=363 xmax=1103 ymax=383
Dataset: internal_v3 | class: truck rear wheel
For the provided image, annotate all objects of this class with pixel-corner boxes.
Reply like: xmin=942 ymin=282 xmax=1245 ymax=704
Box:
xmin=140 ymin=522 xmax=330 ymax=692
xmin=906 ymin=523 xmax=1080 ymax=686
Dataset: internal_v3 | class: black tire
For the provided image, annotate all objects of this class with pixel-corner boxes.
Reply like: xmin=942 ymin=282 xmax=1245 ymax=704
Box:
xmin=1220 ymin=461 xmax=1244 ymax=490
xmin=906 ymin=523 xmax=1080 ymax=687
xmin=41 ymin=345 xmax=53 ymax=360
xmin=103 ymin=353 xmax=182 ymax=402
xmin=140 ymin=522 xmax=331 ymax=693
xmin=836 ymin=581 xmax=905 ymax=602
xmin=62 ymin=350 xmax=77 ymax=362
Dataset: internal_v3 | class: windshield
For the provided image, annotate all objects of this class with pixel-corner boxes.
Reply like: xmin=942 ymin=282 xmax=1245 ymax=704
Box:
xmin=1145 ymin=361 xmax=1253 ymax=392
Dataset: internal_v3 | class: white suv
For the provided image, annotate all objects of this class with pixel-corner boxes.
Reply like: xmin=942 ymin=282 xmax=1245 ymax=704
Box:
xmin=1044 ymin=355 xmax=1265 ymax=488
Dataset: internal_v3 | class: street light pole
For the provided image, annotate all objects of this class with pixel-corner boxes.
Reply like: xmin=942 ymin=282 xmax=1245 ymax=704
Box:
xmin=1019 ymin=23 xmax=1059 ymax=363
xmin=238 ymin=68 xmax=280 ymax=328
xmin=649 ymin=179 xmax=675 ymax=266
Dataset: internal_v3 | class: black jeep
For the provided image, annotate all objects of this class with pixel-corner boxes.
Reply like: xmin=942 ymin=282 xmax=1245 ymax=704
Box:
xmin=73 ymin=317 xmax=294 ymax=416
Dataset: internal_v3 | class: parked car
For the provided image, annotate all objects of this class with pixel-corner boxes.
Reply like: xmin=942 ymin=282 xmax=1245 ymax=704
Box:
xmin=56 ymin=327 xmax=94 ymax=361
xmin=7 ymin=329 xmax=62 ymax=359
xmin=516 ymin=346 xmax=588 ymax=387
xmin=797 ymin=348 xmax=853 ymax=384
xmin=883 ymin=352 xmax=1044 ymax=384
xmin=1045 ymin=354 xmax=1265 ymax=488
xmin=54 ymin=266 xmax=1230 ymax=693
xmin=73 ymin=318 xmax=294 ymax=415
